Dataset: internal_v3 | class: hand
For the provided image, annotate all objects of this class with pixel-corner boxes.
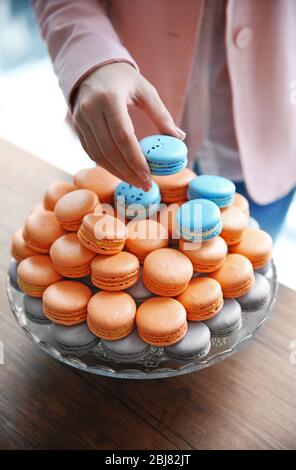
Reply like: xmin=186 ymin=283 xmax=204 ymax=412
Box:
xmin=73 ymin=62 xmax=185 ymax=191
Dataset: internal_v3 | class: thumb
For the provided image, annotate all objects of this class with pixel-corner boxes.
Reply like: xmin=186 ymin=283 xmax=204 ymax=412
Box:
xmin=139 ymin=81 xmax=186 ymax=140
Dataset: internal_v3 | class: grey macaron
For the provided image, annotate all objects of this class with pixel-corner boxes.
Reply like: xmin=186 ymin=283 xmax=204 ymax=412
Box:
xmin=248 ymin=217 xmax=260 ymax=229
xmin=205 ymin=299 xmax=242 ymax=336
xmin=101 ymin=328 xmax=150 ymax=362
xmin=8 ymin=259 xmax=21 ymax=291
xmin=165 ymin=322 xmax=211 ymax=361
xmin=51 ymin=322 xmax=98 ymax=355
xmin=23 ymin=295 xmax=51 ymax=325
xmin=238 ymin=273 xmax=271 ymax=311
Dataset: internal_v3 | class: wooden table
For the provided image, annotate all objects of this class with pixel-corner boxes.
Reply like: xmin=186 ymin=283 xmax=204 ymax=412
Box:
xmin=0 ymin=138 xmax=296 ymax=450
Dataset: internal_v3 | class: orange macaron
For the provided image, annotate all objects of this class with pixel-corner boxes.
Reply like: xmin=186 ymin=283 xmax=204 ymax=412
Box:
xmin=43 ymin=180 xmax=77 ymax=211
xmin=43 ymin=280 xmax=92 ymax=325
xmin=78 ymin=213 xmax=127 ymax=255
xmin=152 ymin=168 xmax=196 ymax=204
xmin=23 ymin=210 xmax=66 ymax=253
xmin=74 ymin=166 xmax=120 ymax=204
xmin=220 ymin=206 xmax=248 ymax=245
xmin=177 ymin=277 xmax=223 ymax=321
xmin=157 ymin=203 xmax=181 ymax=241
xmin=179 ymin=236 xmax=228 ymax=273
xmin=11 ymin=228 xmax=38 ymax=261
xmin=143 ymin=248 xmax=193 ymax=296
xmin=54 ymin=189 xmax=98 ymax=231
xmin=136 ymin=297 xmax=188 ymax=346
xmin=87 ymin=290 xmax=137 ymax=340
xmin=50 ymin=233 xmax=96 ymax=278
xmin=91 ymin=251 xmax=140 ymax=290
xmin=210 ymin=253 xmax=255 ymax=298
xmin=125 ymin=218 xmax=169 ymax=263
xmin=232 ymin=193 xmax=250 ymax=216
xmin=17 ymin=255 xmax=62 ymax=297
xmin=229 ymin=228 xmax=273 ymax=269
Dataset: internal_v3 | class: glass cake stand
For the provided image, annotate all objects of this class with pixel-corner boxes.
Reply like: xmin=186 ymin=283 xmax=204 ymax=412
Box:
xmin=7 ymin=263 xmax=278 ymax=379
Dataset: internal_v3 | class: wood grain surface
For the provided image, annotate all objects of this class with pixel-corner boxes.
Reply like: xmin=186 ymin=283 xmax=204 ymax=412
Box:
xmin=0 ymin=138 xmax=296 ymax=450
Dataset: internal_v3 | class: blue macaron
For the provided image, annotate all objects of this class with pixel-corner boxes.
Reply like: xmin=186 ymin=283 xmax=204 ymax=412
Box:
xmin=51 ymin=322 xmax=98 ymax=355
xmin=140 ymin=135 xmax=188 ymax=175
xmin=188 ymin=175 xmax=235 ymax=208
xmin=114 ymin=180 xmax=161 ymax=219
xmin=205 ymin=299 xmax=242 ymax=336
xmin=176 ymin=199 xmax=222 ymax=242
xmin=23 ymin=295 xmax=51 ymax=325
xmin=165 ymin=322 xmax=211 ymax=361
xmin=237 ymin=273 xmax=271 ymax=311
xmin=101 ymin=328 xmax=150 ymax=363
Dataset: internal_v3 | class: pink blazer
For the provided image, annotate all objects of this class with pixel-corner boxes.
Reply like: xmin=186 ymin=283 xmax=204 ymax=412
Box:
xmin=33 ymin=0 xmax=296 ymax=204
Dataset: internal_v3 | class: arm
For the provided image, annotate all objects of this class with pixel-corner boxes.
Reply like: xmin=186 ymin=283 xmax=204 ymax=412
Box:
xmin=33 ymin=0 xmax=184 ymax=189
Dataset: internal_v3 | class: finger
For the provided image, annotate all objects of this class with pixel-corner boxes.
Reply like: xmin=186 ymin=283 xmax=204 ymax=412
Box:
xmin=87 ymin=106 xmax=151 ymax=190
xmin=138 ymin=81 xmax=186 ymax=140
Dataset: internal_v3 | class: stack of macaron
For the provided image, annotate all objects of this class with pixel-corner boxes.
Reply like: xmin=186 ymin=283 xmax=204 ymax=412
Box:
xmin=8 ymin=135 xmax=274 ymax=363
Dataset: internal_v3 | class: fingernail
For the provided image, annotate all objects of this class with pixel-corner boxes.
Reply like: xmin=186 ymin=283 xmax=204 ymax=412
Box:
xmin=138 ymin=171 xmax=151 ymax=182
xmin=175 ymin=126 xmax=186 ymax=140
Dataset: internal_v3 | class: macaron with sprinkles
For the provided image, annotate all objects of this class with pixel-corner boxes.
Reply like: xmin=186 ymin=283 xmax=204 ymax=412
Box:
xmin=177 ymin=277 xmax=223 ymax=321
xmin=43 ymin=280 xmax=92 ymax=325
xmin=114 ymin=181 xmax=161 ymax=219
xmin=91 ymin=251 xmax=140 ymax=291
xmin=51 ymin=322 xmax=98 ymax=355
xmin=78 ymin=213 xmax=127 ymax=255
xmin=17 ymin=255 xmax=62 ymax=297
xmin=87 ymin=291 xmax=137 ymax=340
xmin=176 ymin=199 xmax=222 ymax=242
xmin=187 ymin=175 xmax=235 ymax=208
xmin=136 ymin=297 xmax=188 ymax=346
xmin=140 ymin=135 xmax=188 ymax=175
xmin=55 ymin=189 xmax=98 ymax=231
xmin=50 ymin=232 xmax=96 ymax=278
xmin=210 ymin=253 xmax=255 ymax=298
xmin=165 ymin=322 xmax=211 ymax=361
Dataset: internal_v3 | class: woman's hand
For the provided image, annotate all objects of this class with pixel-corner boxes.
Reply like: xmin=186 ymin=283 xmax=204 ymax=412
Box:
xmin=73 ymin=62 xmax=185 ymax=191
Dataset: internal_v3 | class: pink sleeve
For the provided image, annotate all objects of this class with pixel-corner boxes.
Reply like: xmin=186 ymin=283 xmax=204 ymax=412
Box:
xmin=32 ymin=0 xmax=138 ymax=107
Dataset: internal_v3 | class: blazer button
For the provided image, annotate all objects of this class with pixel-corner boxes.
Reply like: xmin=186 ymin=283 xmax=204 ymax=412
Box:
xmin=235 ymin=27 xmax=253 ymax=49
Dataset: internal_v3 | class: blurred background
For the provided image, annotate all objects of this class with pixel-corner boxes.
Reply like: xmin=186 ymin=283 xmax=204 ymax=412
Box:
xmin=0 ymin=0 xmax=295 ymax=289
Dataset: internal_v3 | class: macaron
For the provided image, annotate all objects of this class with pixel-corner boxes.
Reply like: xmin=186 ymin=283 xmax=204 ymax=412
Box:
xmin=17 ymin=255 xmax=62 ymax=297
xmin=187 ymin=175 xmax=235 ymax=208
xmin=210 ymin=253 xmax=255 ymax=298
xmin=229 ymin=228 xmax=273 ymax=270
xmin=136 ymin=297 xmax=188 ymax=346
xmin=51 ymin=322 xmax=98 ymax=355
xmin=125 ymin=218 xmax=169 ymax=263
xmin=176 ymin=199 xmax=222 ymax=242
xmin=8 ymin=258 xmax=21 ymax=291
xmin=43 ymin=280 xmax=92 ymax=325
xmin=220 ymin=206 xmax=249 ymax=245
xmin=23 ymin=295 xmax=51 ymax=325
xmin=30 ymin=202 xmax=45 ymax=214
xmin=165 ymin=322 xmax=211 ymax=361
xmin=126 ymin=267 xmax=153 ymax=305
xmin=248 ymin=217 xmax=260 ymax=229
xmin=74 ymin=165 xmax=120 ymax=204
xmin=54 ymin=189 xmax=98 ymax=231
xmin=152 ymin=168 xmax=196 ymax=203
xmin=101 ymin=328 xmax=150 ymax=363
xmin=140 ymin=134 xmax=188 ymax=175
xmin=237 ymin=273 xmax=271 ymax=311
xmin=87 ymin=290 xmax=137 ymax=340
xmin=78 ymin=213 xmax=127 ymax=255
xmin=50 ymin=233 xmax=96 ymax=278
xmin=205 ymin=299 xmax=242 ymax=336
xmin=143 ymin=248 xmax=193 ymax=296
xmin=179 ymin=236 xmax=227 ymax=273
xmin=91 ymin=251 xmax=140 ymax=290
xmin=114 ymin=181 xmax=161 ymax=219
xmin=176 ymin=277 xmax=223 ymax=321
xmin=233 ymin=193 xmax=250 ymax=216
xmin=23 ymin=210 xmax=66 ymax=253
xmin=11 ymin=228 xmax=38 ymax=261
xmin=43 ymin=180 xmax=77 ymax=211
